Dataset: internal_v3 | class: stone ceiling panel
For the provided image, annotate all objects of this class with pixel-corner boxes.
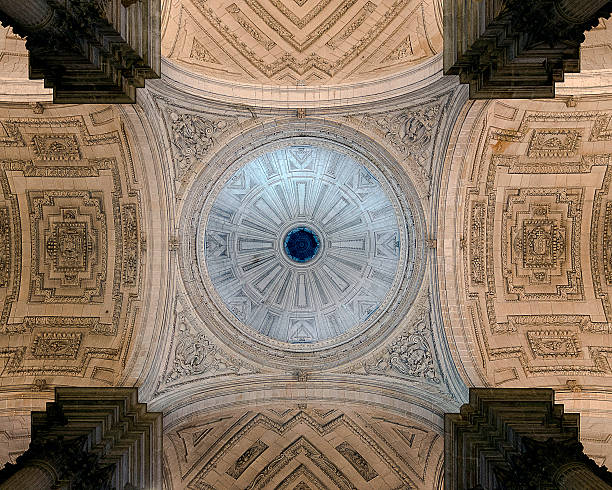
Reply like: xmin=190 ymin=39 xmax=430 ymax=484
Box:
xmin=439 ymin=96 xmax=612 ymax=391
xmin=161 ymin=0 xmax=443 ymax=85
xmin=0 ymin=103 xmax=149 ymax=388
xmin=163 ymin=404 xmax=443 ymax=489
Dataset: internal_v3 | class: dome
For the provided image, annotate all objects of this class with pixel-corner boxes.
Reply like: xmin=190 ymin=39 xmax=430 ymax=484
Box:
xmin=204 ymin=145 xmax=401 ymax=343
xmin=177 ymin=121 xmax=425 ymax=370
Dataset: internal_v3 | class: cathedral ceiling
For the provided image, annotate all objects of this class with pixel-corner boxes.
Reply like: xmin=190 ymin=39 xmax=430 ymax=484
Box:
xmin=0 ymin=8 xmax=611 ymax=486
xmin=167 ymin=108 xmax=430 ymax=372
xmin=439 ymin=95 xmax=612 ymax=391
xmin=163 ymin=404 xmax=443 ymax=489
xmin=161 ymin=0 xmax=443 ymax=85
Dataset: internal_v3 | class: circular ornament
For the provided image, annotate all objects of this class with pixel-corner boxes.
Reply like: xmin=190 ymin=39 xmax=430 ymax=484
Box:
xmin=178 ymin=122 xmax=425 ymax=370
xmin=284 ymin=227 xmax=320 ymax=263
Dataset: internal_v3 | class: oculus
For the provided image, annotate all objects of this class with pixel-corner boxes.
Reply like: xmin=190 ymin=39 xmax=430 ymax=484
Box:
xmin=284 ymin=227 xmax=320 ymax=263
xmin=203 ymin=145 xmax=401 ymax=344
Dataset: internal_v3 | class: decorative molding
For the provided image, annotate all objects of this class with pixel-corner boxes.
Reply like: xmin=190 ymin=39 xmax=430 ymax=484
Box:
xmin=164 ymin=106 xmax=242 ymax=181
xmin=502 ymin=187 xmax=583 ymax=301
xmin=189 ymin=38 xmax=219 ymax=64
xmin=344 ymin=98 xmax=446 ymax=186
xmin=121 ymin=204 xmax=140 ymax=286
xmin=335 ymin=441 xmax=378 ymax=482
xmin=226 ymin=440 xmax=269 ymax=479
xmin=31 ymin=134 xmax=81 ymax=160
xmin=29 ymin=190 xmax=106 ymax=304
xmin=363 ymin=314 xmax=440 ymax=383
xmin=30 ymin=332 xmax=82 ymax=359
xmin=526 ymin=330 xmax=581 ymax=359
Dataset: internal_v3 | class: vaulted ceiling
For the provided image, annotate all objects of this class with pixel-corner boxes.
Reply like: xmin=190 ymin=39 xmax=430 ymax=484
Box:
xmin=0 ymin=7 xmax=612 ymax=489
xmin=163 ymin=404 xmax=443 ymax=489
xmin=161 ymin=0 xmax=443 ymax=85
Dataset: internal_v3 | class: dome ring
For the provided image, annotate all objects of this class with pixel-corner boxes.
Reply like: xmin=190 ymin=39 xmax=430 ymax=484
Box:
xmin=178 ymin=119 xmax=426 ymax=370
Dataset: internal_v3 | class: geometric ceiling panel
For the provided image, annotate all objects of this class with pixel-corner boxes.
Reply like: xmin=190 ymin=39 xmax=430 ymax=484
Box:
xmin=439 ymin=95 xmax=612 ymax=391
xmin=161 ymin=0 xmax=443 ymax=85
xmin=164 ymin=405 xmax=443 ymax=489
xmin=0 ymin=105 xmax=145 ymax=387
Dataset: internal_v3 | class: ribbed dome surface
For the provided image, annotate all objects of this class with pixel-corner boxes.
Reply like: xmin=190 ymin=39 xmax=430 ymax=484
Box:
xmin=204 ymin=145 xmax=401 ymax=343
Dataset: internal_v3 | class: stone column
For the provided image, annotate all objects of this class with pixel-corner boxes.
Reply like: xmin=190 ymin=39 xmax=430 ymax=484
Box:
xmin=444 ymin=388 xmax=612 ymax=490
xmin=0 ymin=465 xmax=55 ymax=489
xmin=0 ymin=0 xmax=52 ymax=29
xmin=555 ymin=463 xmax=612 ymax=490
xmin=556 ymin=0 xmax=611 ymax=23
xmin=0 ymin=388 xmax=162 ymax=490
xmin=0 ymin=0 xmax=160 ymax=103
xmin=444 ymin=0 xmax=612 ymax=98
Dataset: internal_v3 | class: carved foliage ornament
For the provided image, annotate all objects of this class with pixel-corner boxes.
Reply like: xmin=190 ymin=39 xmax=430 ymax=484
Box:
xmin=167 ymin=109 xmax=238 ymax=181
xmin=164 ymin=313 xmax=255 ymax=384
xmin=348 ymin=100 xmax=446 ymax=186
xmin=363 ymin=309 xmax=440 ymax=383
xmin=367 ymin=103 xmax=442 ymax=160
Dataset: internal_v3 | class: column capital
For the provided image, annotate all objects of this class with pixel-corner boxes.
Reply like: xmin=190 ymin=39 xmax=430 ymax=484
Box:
xmin=444 ymin=0 xmax=612 ymax=98
xmin=0 ymin=0 xmax=160 ymax=103
xmin=445 ymin=388 xmax=612 ymax=490
xmin=0 ymin=388 xmax=162 ymax=490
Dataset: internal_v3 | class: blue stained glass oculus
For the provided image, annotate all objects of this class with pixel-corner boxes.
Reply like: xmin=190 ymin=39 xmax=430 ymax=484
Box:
xmin=284 ymin=227 xmax=320 ymax=262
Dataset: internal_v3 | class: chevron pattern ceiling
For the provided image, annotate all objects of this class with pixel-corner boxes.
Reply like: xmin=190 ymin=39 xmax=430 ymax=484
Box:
xmin=161 ymin=0 xmax=443 ymax=84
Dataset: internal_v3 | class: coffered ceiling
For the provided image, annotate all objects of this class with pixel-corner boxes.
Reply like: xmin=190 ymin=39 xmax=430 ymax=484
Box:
xmin=439 ymin=95 xmax=612 ymax=391
xmin=163 ymin=404 xmax=444 ymax=489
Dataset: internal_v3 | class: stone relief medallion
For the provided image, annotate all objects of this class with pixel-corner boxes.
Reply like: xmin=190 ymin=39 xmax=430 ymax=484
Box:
xmin=179 ymin=121 xmax=425 ymax=370
xmin=204 ymin=146 xmax=401 ymax=344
